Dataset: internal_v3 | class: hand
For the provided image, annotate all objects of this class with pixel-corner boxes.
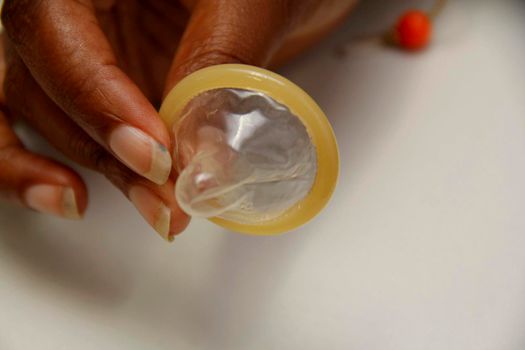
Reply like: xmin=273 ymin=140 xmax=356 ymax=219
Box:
xmin=0 ymin=0 xmax=356 ymax=240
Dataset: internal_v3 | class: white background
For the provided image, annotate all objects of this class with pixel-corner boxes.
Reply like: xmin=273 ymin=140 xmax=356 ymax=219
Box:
xmin=1 ymin=1 xmax=525 ymax=349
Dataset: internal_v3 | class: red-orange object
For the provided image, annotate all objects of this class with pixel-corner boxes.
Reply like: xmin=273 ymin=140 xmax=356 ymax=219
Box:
xmin=395 ymin=10 xmax=432 ymax=50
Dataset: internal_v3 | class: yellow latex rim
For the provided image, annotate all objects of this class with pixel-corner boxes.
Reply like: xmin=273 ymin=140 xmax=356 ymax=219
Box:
xmin=159 ymin=64 xmax=339 ymax=235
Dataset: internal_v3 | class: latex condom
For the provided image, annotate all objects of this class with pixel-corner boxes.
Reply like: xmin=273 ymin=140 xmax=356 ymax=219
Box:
xmin=159 ymin=64 xmax=339 ymax=235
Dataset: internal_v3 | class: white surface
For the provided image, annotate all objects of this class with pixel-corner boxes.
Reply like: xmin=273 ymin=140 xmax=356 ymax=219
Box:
xmin=1 ymin=1 xmax=525 ymax=349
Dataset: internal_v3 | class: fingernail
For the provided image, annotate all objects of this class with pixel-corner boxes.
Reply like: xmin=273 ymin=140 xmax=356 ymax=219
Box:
xmin=109 ymin=125 xmax=172 ymax=185
xmin=24 ymin=185 xmax=82 ymax=220
xmin=129 ymin=186 xmax=173 ymax=242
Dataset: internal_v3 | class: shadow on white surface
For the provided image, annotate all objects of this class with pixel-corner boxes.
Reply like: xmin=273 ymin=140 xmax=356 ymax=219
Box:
xmin=0 ymin=203 xmax=134 ymax=305
xmin=149 ymin=232 xmax=305 ymax=348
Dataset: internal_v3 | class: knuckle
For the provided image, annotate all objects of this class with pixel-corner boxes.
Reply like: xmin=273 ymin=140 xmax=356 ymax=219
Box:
xmin=66 ymin=134 xmax=106 ymax=171
xmin=104 ymin=162 xmax=133 ymax=193
xmin=177 ymin=41 xmax=256 ymax=79
xmin=95 ymin=152 xmax=133 ymax=193
xmin=92 ymin=148 xmax=113 ymax=177
xmin=190 ymin=47 xmax=250 ymax=68
xmin=65 ymin=134 xmax=132 ymax=192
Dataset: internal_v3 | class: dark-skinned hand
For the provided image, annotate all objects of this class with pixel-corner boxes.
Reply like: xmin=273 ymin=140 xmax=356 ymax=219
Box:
xmin=0 ymin=0 xmax=356 ymax=240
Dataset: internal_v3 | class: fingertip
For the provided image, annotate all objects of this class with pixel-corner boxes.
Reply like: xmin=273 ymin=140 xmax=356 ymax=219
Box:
xmin=108 ymin=124 xmax=172 ymax=185
xmin=27 ymin=156 xmax=89 ymax=219
xmin=23 ymin=184 xmax=85 ymax=220
xmin=66 ymin=176 xmax=89 ymax=219
xmin=2 ymin=148 xmax=89 ymax=220
xmin=127 ymin=179 xmax=190 ymax=242
xmin=169 ymin=207 xmax=191 ymax=238
xmin=154 ymin=179 xmax=191 ymax=237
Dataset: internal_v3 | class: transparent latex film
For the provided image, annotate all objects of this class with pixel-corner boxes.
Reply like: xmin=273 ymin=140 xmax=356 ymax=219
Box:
xmin=173 ymin=88 xmax=317 ymax=224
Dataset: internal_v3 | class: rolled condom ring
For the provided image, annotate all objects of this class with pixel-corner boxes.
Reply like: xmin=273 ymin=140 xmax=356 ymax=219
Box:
xmin=159 ymin=64 xmax=339 ymax=235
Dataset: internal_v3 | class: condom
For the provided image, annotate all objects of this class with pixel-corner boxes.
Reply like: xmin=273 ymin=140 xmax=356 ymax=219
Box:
xmin=159 ymin=64 xmax=338 ymax=235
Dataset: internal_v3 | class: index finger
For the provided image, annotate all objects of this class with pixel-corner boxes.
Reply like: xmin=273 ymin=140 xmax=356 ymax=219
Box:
xmin=1 ymin=0 xmax=172 ymax=185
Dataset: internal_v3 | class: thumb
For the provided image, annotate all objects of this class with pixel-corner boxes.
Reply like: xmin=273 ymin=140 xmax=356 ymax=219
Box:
xmin=164 ymin=0 xmax=295 ymax=94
